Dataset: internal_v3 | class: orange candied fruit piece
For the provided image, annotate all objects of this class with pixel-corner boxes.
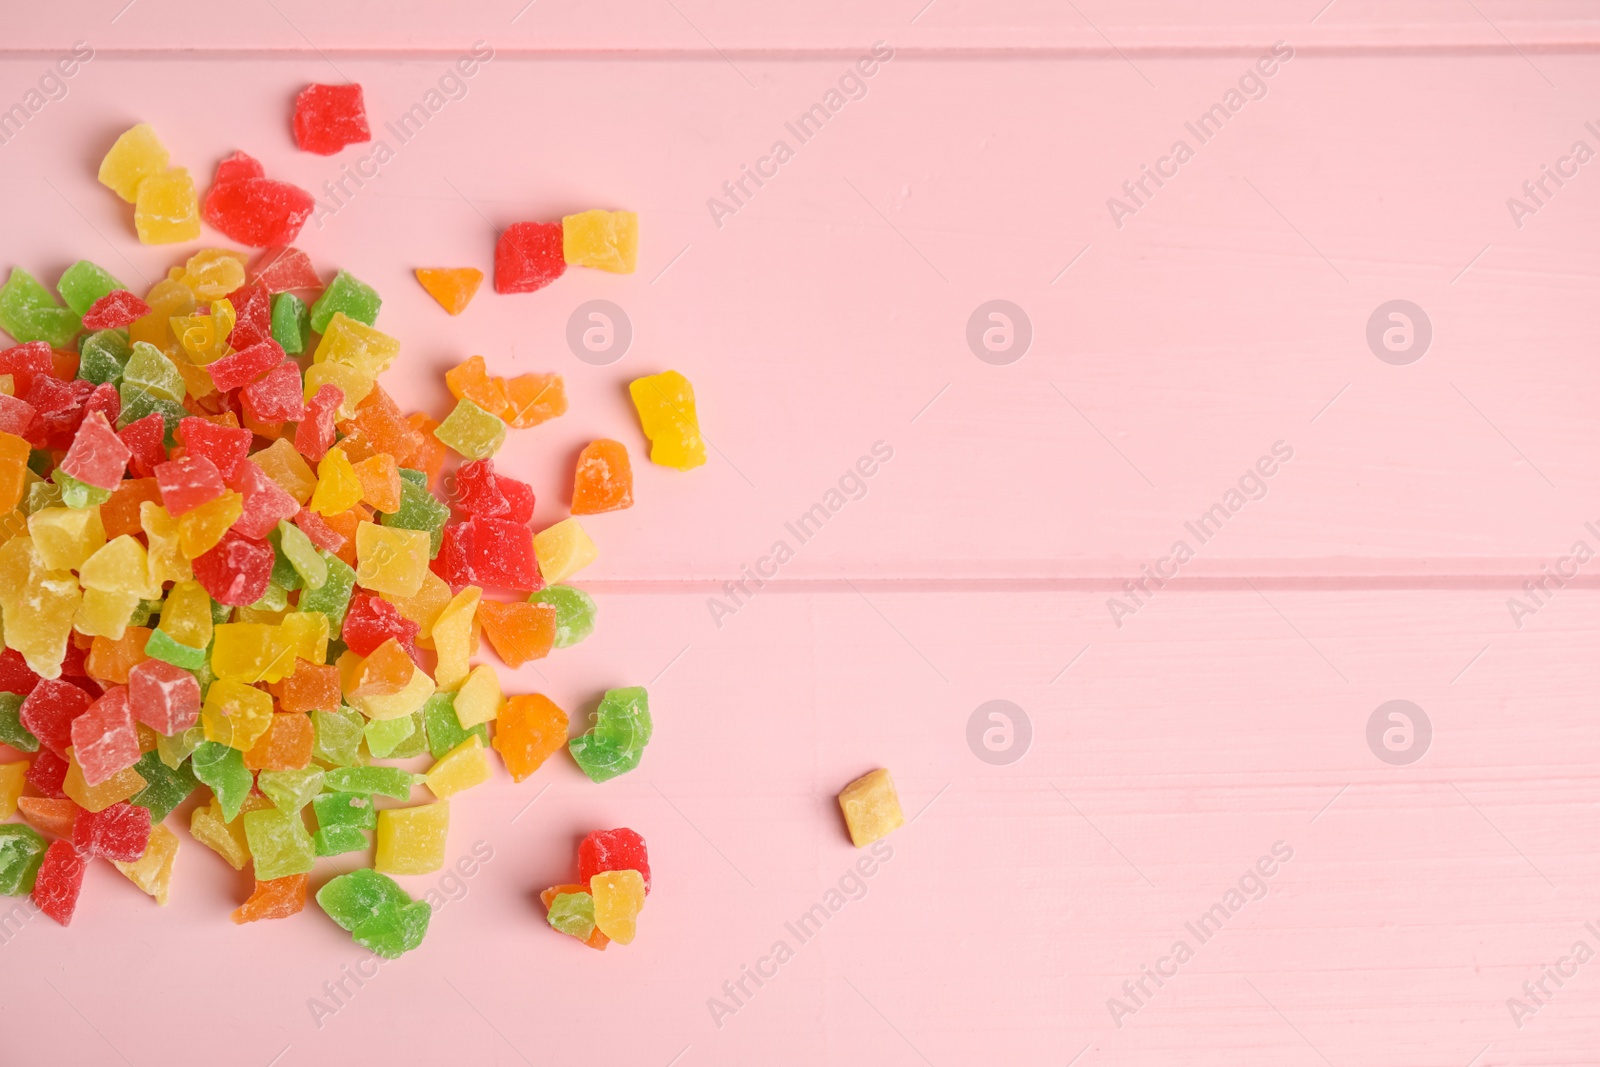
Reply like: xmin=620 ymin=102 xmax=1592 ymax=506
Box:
xmin=242 ymin=713 xmax=315 ymax=771
xmin=415 ymin=267 xmax=483 ymax=316
xmin=444 ymin=355 xmax=509 ymax=418
xmin=477 ymin=601 xmax=555 ymax=668
xmin=252 ymin=437 xmax=317 ymax=505
xmin=232 ymin=873 xmax=309 ymax=923
xmin=102 ymin=478 xmax=162 ymax=539
xmin=493 ymin=693 xmax=568 ymax=783
xmin=273 ymin=662 xmax=341 ymax=713
xmin=502 ymin=373 xmax=566 ymax=429
xmin=351 ymin=454 xmax=402 ymax=514
xmin=18 ymin=796 xmax=81 ymax=838
xmin=343 ymin=639 xmax=414 ymax=699
xmin=341 ymin=386 xmax=421 ymax=468
xmin=405 ymin=413 xmax=446 ymax=485
xmin=321 ymin=506 xmax=369 ymax=568
xmin=87 ymin=627 xmax=152 ymax=685
xmin=571 ymin=438 xmax=633 ymax=515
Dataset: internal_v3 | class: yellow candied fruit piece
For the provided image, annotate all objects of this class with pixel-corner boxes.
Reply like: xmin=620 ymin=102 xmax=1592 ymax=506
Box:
xmin=201 ymin=678 xmax=275 ymax=751
xmin=562 ymin=209 xmax=639 ymax=274
xmin=135 ymin=168 xmax=202 ymax=245
xmin=161 ymin=579 xmax=213 ymax=650
xmin=424 ymin=735 xmax=491 ymax=800
xmin=349 ymin=660 xmax=435 ymax=721
xmin=431 ymin=586 xmax=481 ymax=691
xmin=278 ymin=611 xmax=330 ymax=666
xmin=130 ymin=278 xmax=196 ymax=351
xmin=250 ymin=438 xmax=317 ymax=505
xmin=141 ymin=502 xmax=193 ymax=586
xmin=79 ymin=535 xmax=158 ymax=597
xmin=74 ymin=588 xmax=141 ymax=640
xmin=451 ymin=664 xmax=503 ymax=728
xmin=112 ymin=823 xmax=180 ymax=906
xmin=532 ymin=518 xmax=597 ymax=585
xmin=375 ymin=801 xmax=450 ymax=875
xmin=0 ymin=759 xmax=27 ymax=819
xmin=382 ymin=569 xmax=451 ymax=646
xmin=628 ymin=370 xmax=706 ymax=471
xmin=175 ymin=297 xmax=236 ymax=365
xmin=354 ymin=522 xmax=430 ymax=598
xmin=63 ymin=747 xmax=147 ymax=813
xmin=179 ymin=249 xmax=248 ymax=301
xmin=303 ymin=361 xmax=373 ymax=420
xmin=177 ymin=491 xmax=243 ymax=559
xmin=28 ymin=507 xmax=105 ymax=572
xmin=190 ymin=795 xmax=253 ymax=870
xmin=308 ymin=447 xmax=362 ymax=516
xmin=312 ymin=313 xmax=401 ymax=377
xmin=837 ymin=767 xmax=905 ymax=848
xmin=98 ymin=122 xmax=169 ymax=202
xmin=592 ymin=869 xmax=646 ymax=944
xmin=211 ymin=622 xmax=298 ymax=684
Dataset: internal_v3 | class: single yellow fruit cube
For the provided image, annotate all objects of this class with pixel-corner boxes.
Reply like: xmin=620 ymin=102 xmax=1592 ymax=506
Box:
xmin=425 ymin=735 xmax=491 ymax=799
xmin=201 ymin=678 xmax=275 ymax=751
xmin=160 ymin=579 xmax=213 ymax=650
xmin=278 ymin=611 xmax=329 ymax=666
xmin=63 ymin=747 xmax=147 ymax=813
xmin=190 ymin=795 xmax=251 ymax=870
xmin=628 ymin=370 xmax=706 ymax=471
xmin=562 ymin=209 xmax=638 ymax=273
xmin=179 ymin=249 xmax=247 ymax=301
xmin=78 ymin=535 xmax=157 ymax=597
xmin=309 ymin=447 xmax=363 ymax=516
xmin=98 ymin=122 xmax=170 ymax=202
xmin=431 ymin=586 xmax=481 ymax=691
xmin=375 ymin=801 xmax=450 ymax=875
xmin=177 ymin=491 xmax=243 ymax=559
xmin=211 ymin=622 xmax=298 ymax=684
xmin=140 ymin=502 xmax=193 ymax=586
xmin=135 ymin=167 xmax=202 ymax=245
xmin=312 ymin=313 xmax=401 ymax=377
xmin=28 ymin=506 xmax=105 ymax=572
xmin=0 ymin=759 xmax=28 ymax=819
xmin=251 ymin=438 xmax=318 ymax=506
xmin=354 ymin=522 xmax=430 ymax=598
xmin=451 ymin=664 xmax=503 ymax=727
xmin=592 ymin=869 xmax=646 ymax=944
xmin=74 ymin=588 xmax=141 ymax=640
xmin=533 ymin=518 xmax=597 ymax=585
xmin=112 ymin=823 xmax=180 ymax=905
xmin=837 ymin=767 xmax=904 ymax=847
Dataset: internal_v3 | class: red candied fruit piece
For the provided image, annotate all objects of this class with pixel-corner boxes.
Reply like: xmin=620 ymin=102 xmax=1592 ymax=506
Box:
xmin=83 ymin=382 xmax=120 ymax=426
xmin=499 ymin=476 xmax=535 ymax=524
xmin=193 ymin=531 xmax=274 ymax=606
xmin=177 ymin=417 xmax=251 ymax=482
xmin=19 ymin=678 xmax=94 ymax=759
xmin=453 ymin=459 xmax=508 ymax=518
xmin=467 ymin=517 xmax=542 ymax=591
xmin=59 ymin=642 xmax=94 ymax=685
xmin=0 ymin=648 xmax=41 ymax=695
xmin=26 ymin=749 xmax=69 ymax=799
xmin=203 ymin=151 xmax=316 ymax=247
xmin=294 ymin=384 xmax=343 ymax=463
xmin=0 ymin=393 xmax=39 ymax=444
xmin=239 ymin=359 xmax=306 ymax=423
xmin=27 ymin=375 xmax=93 ymax=449
xmin=226 ymin=281 xmax=273 ymax=350
xmin=250 ymin=246 xmax=321 ymax=294
xmin=579 ymin=828 xmax=651 ymax=894
xmin=0 ymin=342 xmax=53 ymax=395
xmin=226 ymin=460 xmax=301 ymax=541
xmin=294 ymin=508 xmax=344 ymax=553
xmin=293 ymin=83 xmax=371 ymax=155
xmin=69 ymin=686 xmax=141 ymax=786
xmin=154 ymin=454 xmax=227 ymax=517
xmin=81 ymin=290 xmax=151 ymax=331
xmin=73 ymin=801 xmax=151 ymax=862
xmin=32 ymin=840 xmax=87 ymax=926
xmin=430 ymin=521 xmax=476 ymax=592
xmin=58 ymin=410 xmax=131 ymax=490
xmin=341 ymin=592 xmax=421 ymax=659
xmin=207 ymin=337 xmax=285 ymax=392
xmin=494 ymin=221 xmax=566 ymax=294
xmin=127 ymin=658 xmax=202 ymax=735
xmin=118 ymin=412 xmax=168 ymax=478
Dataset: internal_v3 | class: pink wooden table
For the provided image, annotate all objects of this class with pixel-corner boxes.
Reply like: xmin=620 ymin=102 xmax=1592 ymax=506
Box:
xmin=4 ymin=3 xmax=1600 ymax=1064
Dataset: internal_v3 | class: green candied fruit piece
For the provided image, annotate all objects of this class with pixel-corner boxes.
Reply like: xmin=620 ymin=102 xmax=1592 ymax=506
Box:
xmin=568 ymin=686 xmax=651 ymax=784
xmin=209 ymin=596 xmax=232 ymax=626
xmin=313 ymin=791 xmax=378 ymax=832
xmin=249 ymin=581 xmax=290 ymax=614
xmin=317 ymin=868 xmax=411 ymax=931
xmin=528 ymin=585 xmax=597 ymax=648
xmin=300 ymin=551 xmax=355 ymax=629
xmin=122 ymin=341 xmax=185 ymax=403
xmin=0 ymin=692 xmax=38 ymax=752
xmin=387 ymin=710 xmax=429 ymax=760
xmin=116 ymin=391 xmax=187 ymax=446
xmin=311 ymin=707 xmax=365 ymax=768
xmin=128 ymin=750 xmax=198 ymax=823
xmin=309 ymin=270 xmax=381 ymax=333
xmin=397 ymin=468 xmax=427 ymax=488
xmin=380 ymin=479 xmax=450 ymax=557
xmin=128 ymin=598 xmax=162 ymax=628
xmin=57 ymin=260 xmax=125 ymax=316
xmin=270 ymin=291 xmax=311 ymax=354
xmin=313 ymin=825 xmax=368 ymax=857
xmin=0 ymin=825 xmax=48 ymax=896
xmin=157 ymin=724 xmax=205 ymax=769
xmin=432 ymin=398 xmax=506 ymax=461
xmin=363 ymin=715 xmax=416 ymax=759
xmin=276 ymin=520 xmax=328 ymax=590
xmin=421 ymin=692 xmax=488 ymax=760
xmin=144 ymin=628 xmax=207 ymax=671
xmin=0 ymin=267 xmax=81 ymax=347
xmin=351 ymin=898 xmax=431 ymax=959
xmin=322 ymin=765 xmax=415 ymax=800
xmin=78 ymin=329 xmax=132 ymax=385
xmin=258 ymin=767 xmax=326 ymax=813
xmin=547 ymin=891 xmax=597 ymax=940
xmin=242 ymin=807 xmax=317 ymax=881
xmin=268 ymin=531 xmax=302 ymax=592
xmin=25 ymin=480 xmax=64 ymax=515
xmin=53 ymin=471 xmax=112 ymax=509
xmin=26 ymin=450 xmax=51 ymax=478
xmin=190 ymin=741 xmax=252 ymax=821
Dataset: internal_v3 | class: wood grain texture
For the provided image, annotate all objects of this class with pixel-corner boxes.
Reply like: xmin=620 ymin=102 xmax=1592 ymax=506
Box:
xmin=0 ymin=4 xmax=1597 ymax=1065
